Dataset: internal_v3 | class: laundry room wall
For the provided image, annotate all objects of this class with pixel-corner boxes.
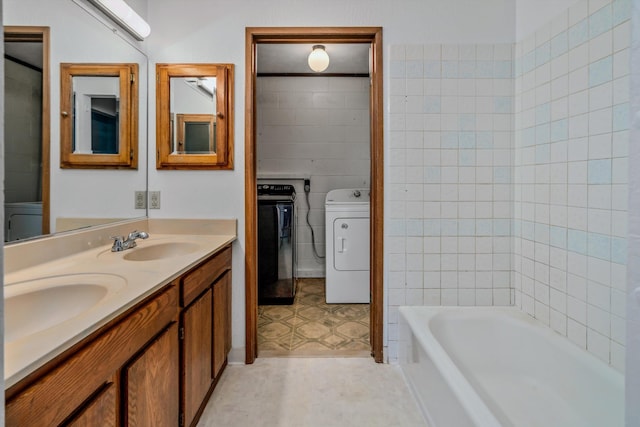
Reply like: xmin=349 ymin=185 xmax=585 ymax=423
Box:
xmin=256 ymin=76 xmax=371 ymax=278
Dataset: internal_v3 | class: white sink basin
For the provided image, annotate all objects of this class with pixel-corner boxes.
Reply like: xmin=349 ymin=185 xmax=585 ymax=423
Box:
xmin=4 ymin=273 xmax=127 ymax=343
xmin=99 ymin=242 xmax=201 ymax=261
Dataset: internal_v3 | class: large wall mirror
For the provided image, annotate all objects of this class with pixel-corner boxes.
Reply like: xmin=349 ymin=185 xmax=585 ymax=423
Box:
xmin=4 ymin=0 xmax=148 ymax=243
xmin=156 ymin=63 xmax=234 ymax=170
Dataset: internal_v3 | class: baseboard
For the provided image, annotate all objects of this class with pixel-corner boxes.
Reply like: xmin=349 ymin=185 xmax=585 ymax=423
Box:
xmin=228 ymin=346 xmax=245 ymax=364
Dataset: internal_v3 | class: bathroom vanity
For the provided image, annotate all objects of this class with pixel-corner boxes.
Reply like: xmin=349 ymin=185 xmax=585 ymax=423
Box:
xmin=4 ymin=219 xmax=236 ymax=427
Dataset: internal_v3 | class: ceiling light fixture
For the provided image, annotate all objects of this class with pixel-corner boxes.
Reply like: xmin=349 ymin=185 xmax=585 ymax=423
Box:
xmin=87 ymin=0 xmax=151 ymax=41
xmin=308 ymin=45 xmax=330 ymax=72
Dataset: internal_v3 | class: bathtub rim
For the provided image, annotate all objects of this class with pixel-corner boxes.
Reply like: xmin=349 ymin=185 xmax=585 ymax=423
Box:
xmin=398 ymin=305 xmax=625 ymax=427
xmin=399 ymin=306 xmax=503 ymax=427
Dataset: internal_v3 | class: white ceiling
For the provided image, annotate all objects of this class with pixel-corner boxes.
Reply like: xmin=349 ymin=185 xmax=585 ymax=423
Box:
xmin=257 ymin=43 xmax=370 ymax=75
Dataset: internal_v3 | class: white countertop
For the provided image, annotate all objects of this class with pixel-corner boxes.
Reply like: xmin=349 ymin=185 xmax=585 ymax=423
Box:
xmin=4 ymin=219 xmax=236 ymax=389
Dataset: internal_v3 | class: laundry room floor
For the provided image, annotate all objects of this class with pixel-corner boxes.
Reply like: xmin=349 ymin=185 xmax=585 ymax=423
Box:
xmin=258 ymin=278 xmax=370 ymax=356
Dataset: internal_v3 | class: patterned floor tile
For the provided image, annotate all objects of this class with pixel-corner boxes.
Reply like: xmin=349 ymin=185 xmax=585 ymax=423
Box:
xmin=258 ymin=278 xmax=370 ymax=356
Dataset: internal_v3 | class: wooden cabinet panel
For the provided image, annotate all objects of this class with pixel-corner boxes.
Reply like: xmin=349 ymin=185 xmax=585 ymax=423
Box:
xmin=124 ymin=323 xmax=179 ymax=426
xmin=225 ymin=270 xmax=232 ymax=355
xmin=213 ymin=271 xmax=231 ymax=378
xmin=182 ymin=288 xmax=213 ymax=426
xmin=182 ymin=245 xmax=231 ymax=306
xmin=6 ymin=285 xmax=178 ymax=427
xmin=66 ymin=381 xmax=117 ymax=427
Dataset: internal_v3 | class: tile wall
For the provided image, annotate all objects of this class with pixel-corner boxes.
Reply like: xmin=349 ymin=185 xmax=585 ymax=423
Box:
xmin=512 ymin=0 xmax=630 ymax=371
xmin=387 ymin=0 xmax=630 ymax=368
xmin=387 ymin=43 xmax=515 ymax=360
xmin=256 ymin=77 xmax=371 ymax=277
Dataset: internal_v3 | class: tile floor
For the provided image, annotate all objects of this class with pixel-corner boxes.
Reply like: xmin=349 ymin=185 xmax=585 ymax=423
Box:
xmin=196 ymin=358 xmax=428 ymax=427
xmin=258 ymin=278 xmax=370 ymax=357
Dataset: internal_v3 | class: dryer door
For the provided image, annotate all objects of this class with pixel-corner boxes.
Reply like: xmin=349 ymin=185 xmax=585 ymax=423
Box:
xmin=333 ymin=217 xmax=370 ymax=271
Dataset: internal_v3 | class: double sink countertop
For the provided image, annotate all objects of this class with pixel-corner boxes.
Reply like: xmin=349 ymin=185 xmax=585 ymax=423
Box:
xmin=4 ymin=218 xmax=237 ymax=389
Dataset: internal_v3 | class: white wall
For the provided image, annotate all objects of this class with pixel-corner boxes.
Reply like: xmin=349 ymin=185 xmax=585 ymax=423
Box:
xmin=513 ymin=0 xmax=630 ymax=371
xmin=515 ymin=0 xmax=582 ymax=40
xmin=4 ymin=0 xmax=148 ymax=231
xmin=627 ymin=0 xmax=640 ymax=422
xmin=146 ymin=0 xmax=516 ymax=360
xmin=257 ymin=76 xmax=370 ymax=278
xmin=387 ymin=42 xmax=516 ymax=359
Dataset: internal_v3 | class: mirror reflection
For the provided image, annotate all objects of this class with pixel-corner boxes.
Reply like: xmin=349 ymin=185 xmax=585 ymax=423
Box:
xmin=4 ymin=0 xmax=148 ymax=243
xmin=156 ymin=63 xmax=234 ymax=170
xmin=171 ymin=77 xmax=217 ymax=154
xmin=60 ymin=63 xmax=138 ymax=169
xmin=72 ymin=76 xmax=120 ymax=155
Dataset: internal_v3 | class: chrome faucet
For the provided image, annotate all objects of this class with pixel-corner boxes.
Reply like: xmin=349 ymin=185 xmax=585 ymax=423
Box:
xmin=111 ymin=230 xmax=149 ymax=252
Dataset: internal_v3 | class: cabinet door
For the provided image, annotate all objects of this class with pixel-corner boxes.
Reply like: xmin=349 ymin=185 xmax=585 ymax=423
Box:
xmin=213 ymin=271 xmax=231 ymax=378
xmin=124 ymin=323 xmax=179 ymax=426
xmin=182 ymin=288 xmax=213 ymax=426
xmin=66 ymin=381 xmax=117 ymax=427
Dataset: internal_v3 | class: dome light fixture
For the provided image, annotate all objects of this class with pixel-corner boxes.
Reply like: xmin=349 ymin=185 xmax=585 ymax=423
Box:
xmin=308 ymin=45 xmax=330 ymax=72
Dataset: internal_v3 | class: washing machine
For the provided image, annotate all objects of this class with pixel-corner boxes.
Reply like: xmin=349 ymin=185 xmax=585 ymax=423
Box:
xmin=257 ymin=184 xmax=297 ymax=305
xmin=325 ymin=188 xmax=370 ymax=303
xmin=5 ymin=202 xmax=43 ymax=242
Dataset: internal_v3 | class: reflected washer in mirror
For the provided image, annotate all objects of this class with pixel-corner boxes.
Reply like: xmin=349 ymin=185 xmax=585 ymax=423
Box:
xmin=60 ymin=63 xmax=139 ymax=169
xmin=156 ymin=63 xmax=234 ymax=170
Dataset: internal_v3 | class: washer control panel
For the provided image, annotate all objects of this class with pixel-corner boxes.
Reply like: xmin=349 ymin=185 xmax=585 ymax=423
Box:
xmin=257 ymin=184 xmax=296 ymax=196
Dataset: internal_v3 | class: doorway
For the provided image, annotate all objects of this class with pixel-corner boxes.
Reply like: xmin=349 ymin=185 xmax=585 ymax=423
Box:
xmin=245 ymin=27 xmax=383 ymax=363
xmin=3 ymin=26 xmax=50 ymax=238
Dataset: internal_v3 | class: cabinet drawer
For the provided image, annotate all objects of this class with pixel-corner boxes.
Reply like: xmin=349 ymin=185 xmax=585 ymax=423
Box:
xmin=182 ymin=245 xmax=231 ymax=306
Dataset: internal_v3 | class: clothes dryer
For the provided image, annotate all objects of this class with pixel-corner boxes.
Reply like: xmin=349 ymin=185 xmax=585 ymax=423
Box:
xmin=325 ymin=189 xmax=370 ymax=303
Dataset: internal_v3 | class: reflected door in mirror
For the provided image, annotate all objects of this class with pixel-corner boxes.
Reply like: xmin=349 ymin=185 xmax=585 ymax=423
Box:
xmin=60 ymin=63 xmax=138 ymax=169
xmin=176 ymin=114 xmax=215 ymax=153
xmin=72 ymin=76 xmax=120 ymax=155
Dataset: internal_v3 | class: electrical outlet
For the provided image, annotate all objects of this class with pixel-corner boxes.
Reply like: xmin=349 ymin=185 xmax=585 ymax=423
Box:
xmin=149 ymin=191 xmax=161 ymax=209
xmin=134 ymin=191 xmax=147 ymax=209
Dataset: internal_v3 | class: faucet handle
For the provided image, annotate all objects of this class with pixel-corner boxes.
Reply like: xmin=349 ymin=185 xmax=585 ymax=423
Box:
xmin=110 ymin=235 xmax=125 ymax=252
xmin=128 ymin=230 xmax=149 ymax=240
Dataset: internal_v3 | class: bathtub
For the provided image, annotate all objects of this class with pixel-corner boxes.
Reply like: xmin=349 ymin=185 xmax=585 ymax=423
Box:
xmin=398 ymin=306 xmax=624 ymax=427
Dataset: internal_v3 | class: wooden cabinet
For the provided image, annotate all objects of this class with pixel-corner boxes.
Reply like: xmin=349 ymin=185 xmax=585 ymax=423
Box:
xmin=67 ymin=381 xmax=118 ymax=427
xmin=5 ymin=244 xmax=232 ymax=427
xmin=180 ymin=245 xmax=232 ymax=426
xmin=182 ymin=288 xmax=213 ymax=426
xmin=124 ymin=323 xmax=180 ymax=426
xmin=213 ymin=270 xmax=231 ymax=378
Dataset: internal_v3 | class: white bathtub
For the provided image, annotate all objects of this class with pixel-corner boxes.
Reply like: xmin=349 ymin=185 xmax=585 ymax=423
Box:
xmin=398 ymin=306 xmax=624 ymax=427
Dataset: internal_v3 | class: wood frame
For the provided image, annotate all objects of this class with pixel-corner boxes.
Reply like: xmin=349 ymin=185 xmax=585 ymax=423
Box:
xmin=176 ymin=114 xmax=216 ymax=153
xmin=156 ymin=63 xmax=234 ymax=170
xmin=60 ymin=63 xmax=138 ymax=169
xmin=4 ymin=26 xmax=51 ymax=234
xmin=245 ymin=27 xmax=384 ymax=363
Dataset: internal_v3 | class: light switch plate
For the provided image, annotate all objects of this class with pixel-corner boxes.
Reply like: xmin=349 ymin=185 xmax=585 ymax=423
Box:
xmin=134 ymin=191 xmax=146 ymax=209
xmin=149 ymin=191 xmax=161 ymax=209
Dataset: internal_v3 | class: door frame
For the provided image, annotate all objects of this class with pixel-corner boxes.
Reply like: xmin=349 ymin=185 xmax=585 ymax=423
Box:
xmin=4 ymin=26 xmax=51 ymax=235
xmin=244 ymin=27 xmax=384 ymax=363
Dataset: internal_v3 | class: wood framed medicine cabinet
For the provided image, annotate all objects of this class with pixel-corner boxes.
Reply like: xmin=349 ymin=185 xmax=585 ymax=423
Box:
xmin=156 ymin=63 xmax=234 ymax=170
xmin=60 ymin=63 xmax=139 ymax=169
